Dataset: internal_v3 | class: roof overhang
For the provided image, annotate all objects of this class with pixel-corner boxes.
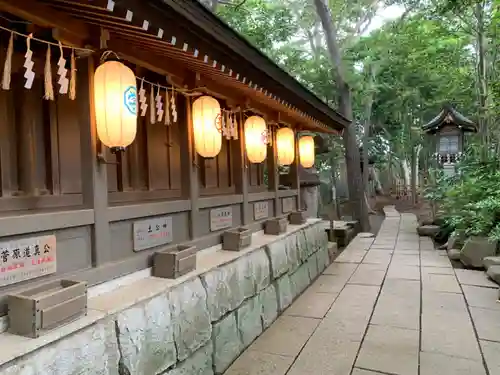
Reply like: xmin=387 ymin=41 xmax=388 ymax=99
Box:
xmin=422 ymin=104 xmax=477 ymax=134
xmin=1 ymin=0 xmax=349 ymax=134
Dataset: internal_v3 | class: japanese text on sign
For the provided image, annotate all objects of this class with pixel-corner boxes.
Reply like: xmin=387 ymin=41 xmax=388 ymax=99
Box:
xmin=0 ymin=235 xmax=57 ymax=287
xmin=254 ymin=201 xmax=269 ymax=220
xmin=210 ymin=206 xmax=233 ymax=232
xmin=133 ymin=216 xmax=173 ymax=252
xmin=282 ymin=197 xmax=294 ymax=213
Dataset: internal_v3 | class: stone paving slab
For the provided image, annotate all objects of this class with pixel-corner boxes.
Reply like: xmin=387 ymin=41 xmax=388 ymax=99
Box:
xmin=248 ymin=315 xmax=319 ymax=357
xmin=355 ymin=325 xmax=419 ymax=375
xmin=469 ymin=306 xmax=500 ymax=342
xmin=480 ymin=340 xmax=500 ymax=374
xmin=420 ymin=352 xmax=486 ymax=375
xmin=284 ymin=289 xmax=338 ymax=319
xmin=224 ymin=350 xmax=294 ymax=375
xmin=455 ymin=269 xmax=498 ymax=288
xmin=225 ymin=209 xmax=498 ymax=375
xmin=462 ymin=285 xmax=500 ymax=311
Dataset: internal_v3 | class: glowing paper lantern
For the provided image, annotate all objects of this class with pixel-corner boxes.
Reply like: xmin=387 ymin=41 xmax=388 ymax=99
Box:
xmin=244 ymin=116 xmax=267 ymax=163
xmin=276 ymin=127 xmax=295 ymax=166
xmin=192 ymin=96 xmax=222 ymax=158
xmin=94 ymin=61 xmax=137 ymax=152
xmin=299 ymin=135 xmax=315 ymax=168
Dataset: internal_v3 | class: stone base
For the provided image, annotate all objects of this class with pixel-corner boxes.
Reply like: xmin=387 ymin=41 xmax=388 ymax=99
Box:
xmin=0 ymin=221 xmax=330 ymax=375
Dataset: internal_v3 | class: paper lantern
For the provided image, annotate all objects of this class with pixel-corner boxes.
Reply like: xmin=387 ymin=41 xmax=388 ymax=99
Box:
xmin=276 ymin=127 xmax=295 ymax=166
xmin=299 ymin=135 xmax=315 ymax=168
xmin=244 ymin=116 xmax=267 ymax=163
xmin=192 ymin=96 xmax=222 ymax=158
xmin=94 ymin=61 xmax=137 ymax=152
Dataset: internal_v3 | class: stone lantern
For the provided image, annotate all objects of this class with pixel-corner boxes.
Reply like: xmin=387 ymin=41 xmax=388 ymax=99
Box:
xmin=422 ymin=104 xmax=477 ymax=175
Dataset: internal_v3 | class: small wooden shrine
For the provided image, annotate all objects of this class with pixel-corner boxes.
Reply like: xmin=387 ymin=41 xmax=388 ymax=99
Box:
xmin=422 ymin=104 xmax=477 ymax=165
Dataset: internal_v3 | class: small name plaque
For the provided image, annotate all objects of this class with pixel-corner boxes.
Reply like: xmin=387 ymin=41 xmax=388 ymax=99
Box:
xmin=254 ymin=201 xmax=269 ymax=220
xmin=210 ymin=206 xmax=233 ymax=231
xmin=134 ymin=216 xmax=173 ymax=252
xmin=0 ymin=235 xmax=57 ymax=287
xmin=282 ymin=197 xmax=294 ymax=213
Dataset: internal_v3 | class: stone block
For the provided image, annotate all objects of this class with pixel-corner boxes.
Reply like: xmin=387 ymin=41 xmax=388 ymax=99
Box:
xmin=447 ymin=249 xmax=461 ymax=261
xmin=447 ymin=232 xmax=464 ymax=251
xmin=245 ymin=248 xmax=271 ymax=293
xmin=483 ymin=256 xmax=500 ymax=270
xmin=290 ymin=264 xmax=311 ymax=298
xmin=460 ymin=237 xmax=498 ymax=268
xmin=259 ymin=284 xmax=279 ymax=329
xmin=266 ymin=240 xmax=290 ymax=279
xmin=297 ymin=229 xmax=310 ymax=262
xmin=276 ymin=275 xmax=293 ymax=311
xmin=286 ymin=232 xmax=301 ymax=272
xmin=236 ymin=295 xmax=263 ymax=348
xmin=0 ymin=319 xmax=119 ymax=375
xmin=212 ymin=312 xmax=243 ymax=374
xmin=169 ymin=278 xmax=212 ymax=361
xmin=116 ymin=294 xmax=176 ymax=375
xmin=305 ymin=253 xmax=320 ymax=281
xmin=417 ymin=225 xmax=440 ymax=237
xmin=486 ymin=265 xmax=500 ymax=285
xmin=317 ymin=246 xmax=331 ymax=272
xmin=165 ymin=343 xmax=214 ymax=375
xmin=201 ymin=263 xmax=245 ymax=322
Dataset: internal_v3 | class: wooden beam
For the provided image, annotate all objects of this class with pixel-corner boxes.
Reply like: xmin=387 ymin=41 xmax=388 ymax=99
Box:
xmin=0 ymin=0 xmax=89 ymax=44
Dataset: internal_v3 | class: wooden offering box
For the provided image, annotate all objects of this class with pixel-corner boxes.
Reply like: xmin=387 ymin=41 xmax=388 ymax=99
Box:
xmin=153 ymin=245 xmax=197 ymax=279
xmin=289 ymin=210 xmax=307 ymax=225
xmin=265 ymin=216 xmax=288 ymax=235
xmin=8 ymin=279 xmax=87 ymax=338
xmin=223 ymin=227 xmax=252 ymax=251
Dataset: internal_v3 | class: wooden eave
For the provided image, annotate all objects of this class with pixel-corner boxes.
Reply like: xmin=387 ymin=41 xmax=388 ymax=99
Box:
xmin=422 ymin=105 xmax=477 ymax=134
xmin=1 ymin=0 xmax=349 ymax=134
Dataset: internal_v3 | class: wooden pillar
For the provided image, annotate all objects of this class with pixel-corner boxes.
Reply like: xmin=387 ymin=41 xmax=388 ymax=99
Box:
xmin=267 ymin=128 xmax=280 ymax=216
xmin=235 ymin=110 xmax=250 ymax=225
xmin=288 ymin=130 xmax=301 ymax=211
xmin=180 ymin=97 xmax=200 ymax=239
xmin=80 ymin=55 xmax=110 ymax=266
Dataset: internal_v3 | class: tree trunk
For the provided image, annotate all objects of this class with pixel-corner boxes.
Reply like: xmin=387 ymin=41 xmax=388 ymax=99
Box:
xmin=314 ymin=0 xmax=369 ymax=231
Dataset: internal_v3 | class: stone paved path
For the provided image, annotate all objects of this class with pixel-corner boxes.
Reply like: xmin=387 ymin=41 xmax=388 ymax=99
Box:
xmin=224 ymin=207 xmax=500 ymax=375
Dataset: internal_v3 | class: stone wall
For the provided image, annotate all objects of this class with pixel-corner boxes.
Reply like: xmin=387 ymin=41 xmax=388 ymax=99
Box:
xmin=0 ymin=222 xmax=330 ymax=375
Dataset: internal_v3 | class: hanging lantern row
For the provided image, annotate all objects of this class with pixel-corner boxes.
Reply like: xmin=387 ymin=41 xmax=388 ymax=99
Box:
xmin=90 ymin=58 xmax=318 ymax=167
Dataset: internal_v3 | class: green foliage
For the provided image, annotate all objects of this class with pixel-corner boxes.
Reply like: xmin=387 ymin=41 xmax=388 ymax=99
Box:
xmin=425 ymin=145 xmax=500 ymax=241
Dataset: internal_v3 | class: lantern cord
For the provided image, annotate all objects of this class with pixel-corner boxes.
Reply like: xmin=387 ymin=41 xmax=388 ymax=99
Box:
xmin=100 ymin=50 xmax=120 ymax=63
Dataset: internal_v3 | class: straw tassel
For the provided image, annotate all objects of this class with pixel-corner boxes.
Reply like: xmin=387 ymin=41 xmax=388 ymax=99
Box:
xmin=164 ymin=87 xmax=170 ymax=126
xmin=2 ymin=32 xmax=13 ymax=90
xmin=150 ymin=85 xmax=156 ymax=124
xmin=171 ymin=87 xmax=177 ymax=123
xmin=43 ymin=46 xmax=54 ymax=100
xmin=69 ymin=49 xmax=76 ymax=100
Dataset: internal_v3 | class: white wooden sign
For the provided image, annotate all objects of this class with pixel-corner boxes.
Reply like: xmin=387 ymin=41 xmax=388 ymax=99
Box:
xmin=0 ymin=235 xmax=57 ymax=287
xmin=210 ymin=206 xmax=233 ymax=231
xmin=133 ymin=216 xmax=173 ymax=252
xmin=254 ymin=201 xmax=269 ymax=220
xmin=282 ymin=197 xmax=294 ymax=213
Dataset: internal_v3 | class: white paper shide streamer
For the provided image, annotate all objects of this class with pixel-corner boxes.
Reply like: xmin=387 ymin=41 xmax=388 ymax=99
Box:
xmin=139 ymin=79 xmax=147 ymax=116
xmin=57 ymin=42 xmax=69 ymax=94
xmin=155 ymin=85 xmax=164 ymax=122
xmin=23 ymin=34 xmax=35 ymax=89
